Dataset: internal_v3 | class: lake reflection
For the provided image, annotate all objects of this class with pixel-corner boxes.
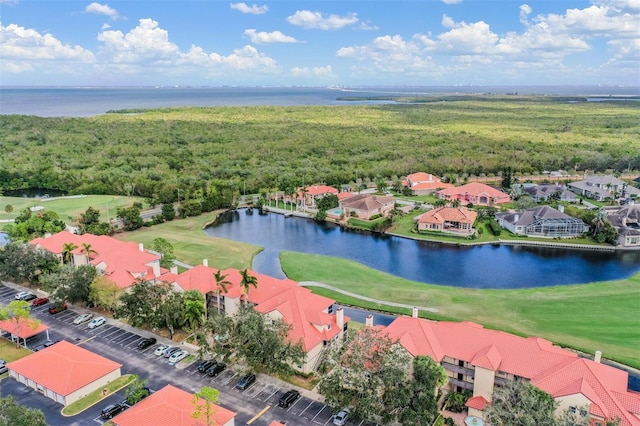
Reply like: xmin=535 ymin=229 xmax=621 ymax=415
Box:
xmin=205 ymin=210 xmax=640 ymax=289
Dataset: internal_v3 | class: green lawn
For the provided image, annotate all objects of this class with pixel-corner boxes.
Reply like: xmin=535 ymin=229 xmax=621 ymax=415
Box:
xmin=0 ymin=195 xmax=146 ymax=223
xmin=280 ymin=251 xmax=640 ymax=369
xmin=113 ymin=213 xmax=262 ymax=270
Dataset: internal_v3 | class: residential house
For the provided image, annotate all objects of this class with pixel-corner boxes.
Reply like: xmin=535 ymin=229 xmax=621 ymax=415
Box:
xmin=495 ymin=205 xmax=589 ymax=238
xmin=568 ymin=175 xmax=640 ymax=202
xmin=436 ymin=182 xmax=511 ymax=206
xmin=6 ymin=341 xmax=122 ymax=406
xmin=384 ymin=312 xmax=640 ymax=426
xmin=606 ymin=204 xmax=640 ymax=247
xmin=112 ymin=384 xmax=236 ymax=426
xmin=416 ymin=206 xmax=478 ymax=235
xmin=405 ymin=172 xmax=454 ymax=195
xmin=337 ymin=193 xmax=395 ymax=220
xmin=524 ymin=184 xmax=578 ymax=203
xmin=31 ymin=231 xmax=172 ymax=289
xmin=299 ymin=185 xmax=339 ymax=208
xmin=173 ymin=263 xmax=349 ymax=373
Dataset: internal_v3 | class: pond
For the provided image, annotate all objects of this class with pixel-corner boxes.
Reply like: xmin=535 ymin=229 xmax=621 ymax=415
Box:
xmin=205 ymin=210 xmax=640 ymax=289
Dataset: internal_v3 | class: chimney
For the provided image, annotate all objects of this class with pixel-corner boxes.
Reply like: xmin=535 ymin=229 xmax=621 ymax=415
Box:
xmin=412 ymin=306 xmax=419 ymax=318
xmin=203 ymin=259 xmax=208 ymax=267
xmin=170 ymin=266 xmax=178 ymax=274
xmin=365 ymin=314 xmax=374 ymax=327
xmin=514 ymin=214 xmax=519 ymax=222
xmin=594 ymin=350 xmax=602 ymax=363
xmin=138 ymin=243 xmax=144 ymax=252
xmin=558 ymin=205 xmax=565 ymax=213
xmin=336 ymin=307 xmax=344 ymax=329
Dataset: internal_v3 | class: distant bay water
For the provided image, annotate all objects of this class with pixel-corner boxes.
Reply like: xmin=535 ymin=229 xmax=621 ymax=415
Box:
xmin=1 ymin=85 xmax=638 ymax=117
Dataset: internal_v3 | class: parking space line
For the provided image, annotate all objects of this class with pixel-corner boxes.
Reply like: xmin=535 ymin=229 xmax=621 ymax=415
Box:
xmin=264 ymin=387 xmax=279 ymax=403
xmin=99 ymin=327 xmax=121 ymax=338
xmin=298 ymin=399 xmax=314 ymax=416
xmin=311 ymin=404 xmax=328 ymax=423
xmin=112 ymin=332 xmax=133 ymax=344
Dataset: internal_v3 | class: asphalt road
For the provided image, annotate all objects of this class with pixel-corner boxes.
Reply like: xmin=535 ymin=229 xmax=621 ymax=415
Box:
xmin=0 ymin=282 xmax=378 ymax=426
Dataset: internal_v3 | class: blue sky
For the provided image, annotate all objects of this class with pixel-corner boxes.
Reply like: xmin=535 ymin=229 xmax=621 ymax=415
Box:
xmin=0 ymin=0 xmax=638 ymax=87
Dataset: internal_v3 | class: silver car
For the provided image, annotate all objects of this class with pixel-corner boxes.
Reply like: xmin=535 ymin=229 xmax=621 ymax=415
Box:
xmin=73 ymin=313 xmax=94 ymax=325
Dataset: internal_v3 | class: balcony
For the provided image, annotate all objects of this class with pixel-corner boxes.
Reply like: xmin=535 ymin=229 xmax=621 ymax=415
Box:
xmin=447 ymin=377 xmax=474 ymax=391
xmin=442 ymin=361 xmax=475 ymax=377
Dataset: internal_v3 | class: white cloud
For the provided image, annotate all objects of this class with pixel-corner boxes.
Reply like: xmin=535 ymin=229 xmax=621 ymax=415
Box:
xmin=531 ymin=4 xmax=640 ymax=37
xmin=291 ymin=65 xmax=336 ymax=79
xmin=244 ymin=29 xmax=298 ymax=44
xmin=0 ymin=22 xmax=95 ymax=62
xmin=441 ymin=0 xmax=463 ymax=4
xmin=85 ymin=2 xmax=119 ymax=19
xmin=606 ymin=38 xmax=640 ymax=65
xmin=230 ymin=3 xmax=268 ymax=15
xmin=287 ymin=10 xmax=359 ymax=30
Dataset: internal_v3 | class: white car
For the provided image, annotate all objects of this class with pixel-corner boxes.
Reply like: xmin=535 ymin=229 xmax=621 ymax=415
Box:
xmin=14 ymin=291 xmax=36 ymax=301
xmin=73 ymin=313 xmax=94 ymax=325
xmin=154 ymin=345 xmax=170 ymax=356
xmin=87 ymin=316 xmax=107 ymax=329
xmin=333 ymin=408 xmax=350 ymax=426
xmin=168 ymin=350 xmax=189 ymax=364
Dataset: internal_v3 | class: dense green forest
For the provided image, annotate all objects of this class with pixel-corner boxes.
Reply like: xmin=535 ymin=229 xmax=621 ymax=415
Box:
xmin=1 ymin=98 xmax=638 ymax=204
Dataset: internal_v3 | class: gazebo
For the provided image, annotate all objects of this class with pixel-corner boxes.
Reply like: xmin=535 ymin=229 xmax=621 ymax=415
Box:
xmin=0 ymin=318 xmax=50 ymax=348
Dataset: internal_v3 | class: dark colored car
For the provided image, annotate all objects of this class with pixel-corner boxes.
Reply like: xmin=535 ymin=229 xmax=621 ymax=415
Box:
xmin=100 ymin=403 xmax=126 ymax=419
xmin=197 ymin=360 xmax=215 ymax=373
xmin=278 ymin=390 xmax=301 ymax=408
xmin=235 ymin=372 xmax=256 ymax=390
xmin=206 ymin=362 xmax=226 ymax=377
xmin=48 ymin=304 xmax=68 ymax=314
xmin=32 ymin=297 xmax=49 ymax=306
xmin=137 ymin=337 xmax=157 ymax=350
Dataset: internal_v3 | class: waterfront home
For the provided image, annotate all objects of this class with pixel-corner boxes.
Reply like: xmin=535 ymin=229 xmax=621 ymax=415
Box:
xmin=606 ymin=204 xmax=640 ymax=247
xmin=495 ymin=205 xmax=589 ymax=238
xmin=31 ymin=231 xmax=171 ymax=289
xmin=385 ymin=311 xmax=640 ymax=426
xmin=298 ymin=185 xmax=339 ymax=208
xmin=173 ymin=263 xmax=349 ymax=373
xmin=338 ymin=193 xmax=395 ymax=220
xmin=436 ymin=182 xmax=511 ymax=206
xmin=568 ymin=175 xmax=640 ymax=202
xmin=404 ymin=172 xmax=454 ymax=195
xmin=416 ymin=206 xmax=477 ymax=236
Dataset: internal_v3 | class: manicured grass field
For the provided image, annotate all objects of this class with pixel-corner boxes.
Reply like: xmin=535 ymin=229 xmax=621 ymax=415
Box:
xmin=280 ymin=251 xmax=640 ymax=369
xmin=113 ymin=213 xmax=261 ymax=270
xmin=0 ymin=339 xmax=32 ymax=364
xmin=0 ymin=195 xmax=146 ymax=223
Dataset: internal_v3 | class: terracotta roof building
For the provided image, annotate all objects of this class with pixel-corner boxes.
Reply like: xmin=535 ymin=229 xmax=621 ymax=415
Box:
xmin=405 ymin=172 xmax=454 ymax=195
xmin=6 ymin=340 xmax=122 ymax=406
xmin=436 ymin=182 xmax=511 ymax=206
xmin=0 ymin=318 xmax=50 ymax=348
xmin=112 ymin=384 xmax=236 ymax=426
xmin=337 ymin=193 xmax=395 ymax=220
xmin=384 ymin=314 xmax=640 ymax=425
xmin=416 ymin=206 xmax=477 ymax=235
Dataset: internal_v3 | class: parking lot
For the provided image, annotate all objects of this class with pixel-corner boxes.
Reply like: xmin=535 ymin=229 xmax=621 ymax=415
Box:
xmin=0 ymin=283 xmax=378 ymax=425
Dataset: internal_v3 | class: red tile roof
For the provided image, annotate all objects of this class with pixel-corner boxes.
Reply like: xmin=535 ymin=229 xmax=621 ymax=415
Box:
xmin=0 ymin=318 xmax=49 ymax=339
xmin=31 ymin=231 xmax=164 ymax=289
xmin=436 ymin=182 xmax=511 ymax=204
xmin=466 ymin=395 xmax=489 ymax=410
xmin=418 ymin=206 xmax=478 ymax=225
xmin=305 ymin=185 xmax=339 ymax=196
xmin=6 ymin=340 xmax=121 ymax=396
xmin=112 ymin=384 xmax=236 ymax=426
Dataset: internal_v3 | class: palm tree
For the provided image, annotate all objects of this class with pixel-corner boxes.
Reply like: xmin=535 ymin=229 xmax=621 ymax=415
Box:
xmin=213 ymin=270 xmax=231 ymax=315
xmin=81 ymin=243 xmax=97 ymax=261
xmin=62 ymin=242 xmax=77 ymax=264
xmin=239 ymin=268 xmax=258 ymax=306
xmin=183 ymin=291 xmax=205 ymax=344
xmin=591 ymin=208 xmax=608 ymax=237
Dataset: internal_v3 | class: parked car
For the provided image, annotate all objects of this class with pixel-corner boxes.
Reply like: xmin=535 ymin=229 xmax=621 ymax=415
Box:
xmin=206 ymin=362 xmax=226 ymax=377
xmin=87 ymin=316 xmax=107 ymax=329
xmin=235 ymin=373 xmax=256 ymax=390
xmin=48 ymin=304 xmax=68 ymax=314
xmin=43 ymin=340 xmax=58 ymax=348
xmin=154 ymin=345 xmax=170 ymax=356
xmin=163 ymin=346 xmax=181 ymax=358
xmin=100 ymin=403 xmax=126 ymax=420
xmin=137 ymin=337 xmax=156 ymax=350
xmin=169 ymin=350 xmax=189 ymax=364
xmin=197 ymin=360 xmax=215 ymax=373
xmin=278 ymin=389 xmax=301 ymax=408
xmin=333 ymin=408 xmax=350 ymax=426
xmin=15 ymin=291 xmax=36 ymax=301
xmin=0 ymin=365 xmax=7 ymax=375
xmin=73 ymin=313 xmax=93 ymax=325
xmin=32 ymin=297 xmax=49 ymax=306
